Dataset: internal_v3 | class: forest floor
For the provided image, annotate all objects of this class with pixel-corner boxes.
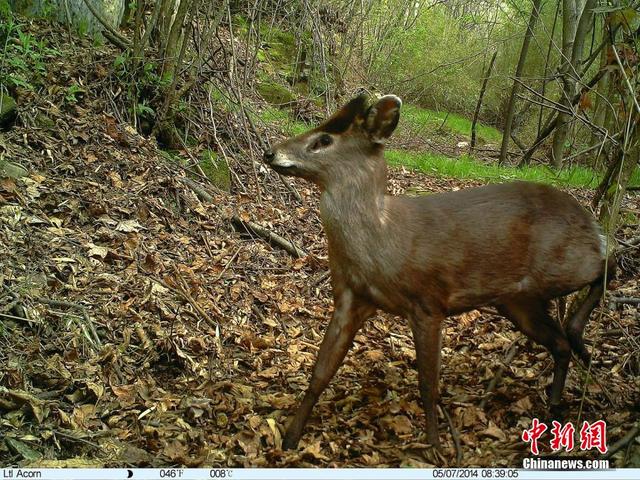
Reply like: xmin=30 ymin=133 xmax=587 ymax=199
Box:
xmin=1 ymin=19 xmax=639 ymax=468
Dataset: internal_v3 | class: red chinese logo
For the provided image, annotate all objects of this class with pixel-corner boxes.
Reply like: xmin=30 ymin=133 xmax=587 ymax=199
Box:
xmin=550 ymin=421 xmax=575 ymax=452
xmin=579 ymin=420 xmax=608 ymax=454
xmin=522 ymin=419 xmax=607 ymax=454
xmin=522 ymin=418 xmax=547 ymax=455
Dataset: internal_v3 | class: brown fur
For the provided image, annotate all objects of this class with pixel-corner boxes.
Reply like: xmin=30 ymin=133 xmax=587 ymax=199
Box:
xmin=263 ymin=95 xmax=614 ymax=450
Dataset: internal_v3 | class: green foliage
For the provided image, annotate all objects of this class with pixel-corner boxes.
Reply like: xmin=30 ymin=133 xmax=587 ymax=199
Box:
xmin=38 ymin=0 xmax=57 ymax=19
xmin=620 ymin=210 xmax=639 ymax=226
xmin=76 ymin=18 xmax=89 ymax=36
xmin=236 ymin=17 xmax=311 ymax=78
xmin=260 ymin=27 xmax=299 ymax=75
xmin=365 ymin=0 xmax=564 ymax=137
xmin=0 ymin=92 xmax=17 ymax=125
xmin=207 ymin=85 xmax=239 ymax=114
xmin=368 ymin=6 xmax=491 ymax=114
xmin=140 ymin=61 xmax=167 ymax=88
xmin=386 ymin=150 xmax=640 ymax=189
xmin=135 ymin=101 xmax=155 ymax=119
xmin=0 ymin=16 xmax=60 ymax=92
xmin=401 ymin=104 xmax=502 ymax=143
xmin=0 ymin=0 xmax=10 ymax=18
xmin=113 ymin=53 xmax=127 ymax=70
xmin=158 ymin=149 xmax=187 ymax=167
xmin=110 ymin=51 xmax=170 ymax=127
xmin=253 ymin=106 xmax=308 ymax=137
xmin=234 ymin=15 xmax=321 ymax=104
xmin=65 ymin=84 xmax=84 ymax=104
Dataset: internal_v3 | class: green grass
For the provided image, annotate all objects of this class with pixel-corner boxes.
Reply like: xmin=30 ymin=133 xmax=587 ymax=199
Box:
xmin=387 ymin=150 xmax=640 ymax=189
xmin=401 ymin=104 xmax=502 ymax=144
xmin=256 ymin=106 xmax=309 ymax=136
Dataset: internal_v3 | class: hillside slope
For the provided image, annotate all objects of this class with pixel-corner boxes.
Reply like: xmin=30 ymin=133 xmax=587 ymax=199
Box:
xmin=1 ymin=18 xmax=639 ymax=468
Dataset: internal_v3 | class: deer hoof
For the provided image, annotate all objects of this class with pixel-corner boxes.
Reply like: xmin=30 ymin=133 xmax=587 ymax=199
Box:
xmin=282 ymin=433 xmax=300 ymax=451
xmin=427 ymin=431 xmax=442 ymax=451
xmin=549 ymin=402 xmax=567 ymax=422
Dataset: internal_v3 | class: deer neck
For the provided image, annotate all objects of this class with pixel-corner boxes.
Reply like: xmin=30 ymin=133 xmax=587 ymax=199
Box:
xmin=319 ymin=158 xmax=391 ymax=272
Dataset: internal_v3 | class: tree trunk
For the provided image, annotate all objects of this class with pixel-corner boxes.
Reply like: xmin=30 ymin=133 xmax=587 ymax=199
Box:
xmin=470 ymin=50 xmax=497 ymax=150
xmin=598 ymin=119 xmax=639 ymax=238
xmin=551 ymin=0 xmax=596 ymax=168
xmin=589 ymin=32 xmax=609 ymax=165
xmin=498 ymin=0 xmax=543 ymax=164
xmin=537 ymin=0 xmax=561 ymax=137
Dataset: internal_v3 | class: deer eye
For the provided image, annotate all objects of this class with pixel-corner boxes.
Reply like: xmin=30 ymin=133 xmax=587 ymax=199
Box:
xmin=310 ymin=134 xmax=333 ymax=151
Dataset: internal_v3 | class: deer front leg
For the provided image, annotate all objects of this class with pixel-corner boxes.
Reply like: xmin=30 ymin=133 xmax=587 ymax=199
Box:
xmin=409 ymin=310 xmax=444 ymax=450
xmin=282 ymin=289 xmax=375 ymax=450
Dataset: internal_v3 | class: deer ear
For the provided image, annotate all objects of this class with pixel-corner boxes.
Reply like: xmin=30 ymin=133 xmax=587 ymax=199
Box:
xmin=320 ymin=94 xmax=369 ymax=134
xmin=365 ymin=95 xmax=402 ymax=143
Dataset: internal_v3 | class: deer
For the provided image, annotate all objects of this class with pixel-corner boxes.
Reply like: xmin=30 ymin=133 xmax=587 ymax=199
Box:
xmin=262 ymin=94 xmax=616 ymax=451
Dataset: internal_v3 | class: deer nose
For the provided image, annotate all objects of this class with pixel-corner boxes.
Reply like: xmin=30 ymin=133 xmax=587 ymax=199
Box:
xmin=263 ymin=150 xmax=275 ymax=164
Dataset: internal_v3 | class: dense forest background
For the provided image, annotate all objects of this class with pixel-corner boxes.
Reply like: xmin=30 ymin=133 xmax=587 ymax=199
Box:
xmin=3 ymin=0 xmax=640 ymax=203
xmin=0 ymin=0 xmax=639 ymax=469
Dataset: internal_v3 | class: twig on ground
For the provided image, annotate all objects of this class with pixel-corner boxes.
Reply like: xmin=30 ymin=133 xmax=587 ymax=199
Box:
xmin=0 ymin=312 xmax=37 ymax=324
xmin=313 ymin=270 xmax=331 ymax=287
xmin=577 ymin=359 xmax=615 ymax=407
xmin=145 ymin=270 xmax=221 ymax=332
xmin=602 ymin=422 xmax=640 ymax=460
xmin=616 ymin=236 xmax=640 ymax=254
xmin=232 ymin=216 xmax=306 ymax=258
xmin=213 ymin=247 xmax=243 ymax=283
xmin=479 ymin=341 xmax=519 ymax=409
xmin=278 ymin=174 xmax=303 ymax=202
xmin=34 ymin=297 xmax=102 ymax=348
xmin=601 ymin=328 xmax=623 ymax=338
xmin=441 ymin=405 xmax=462 ymax=466
xmin=171 ymin=265 xmax=222 ymax=327
xmin=53 ymin=429 xmax=102 ymax=449
xmin=251 ymin=304 xmax=266 ymax=324
xmin=180 ymin=176 xmax=214 ymax=203
xmin=609 ymin=297 xmax=640 ymax=306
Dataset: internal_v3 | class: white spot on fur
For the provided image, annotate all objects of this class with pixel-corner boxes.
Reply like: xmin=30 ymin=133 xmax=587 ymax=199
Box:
xmin=382 ymin=94 xmax=402 ymax=107
xmin=598 ymin=234 xmax=607 ymax=258
xmin=516 ymin=276 xmax=533 ymax=293
xmin=272 ymin=152 xmax=295 ymax=168
xmin=379 ymin=197 xmax=391 ymax=226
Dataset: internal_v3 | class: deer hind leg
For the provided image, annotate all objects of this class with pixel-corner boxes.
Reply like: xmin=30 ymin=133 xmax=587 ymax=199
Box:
xmin=409 ymin=310 xmax=444 ymax=449
xmin=564 ymin=283 xmax=602 ymax=365
xmin=282 ymin=289 xmax=375 ymax=450
xmin=497 ymin=298 xmax=571 ymax=408
xmin=565 ymin=258 xmax=615 ymax=365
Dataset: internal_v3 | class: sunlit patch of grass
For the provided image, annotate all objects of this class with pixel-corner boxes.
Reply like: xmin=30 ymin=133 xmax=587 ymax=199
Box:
xmin=387 ymin=150 xmax=640 ymax=189
xmin=401 ymin=104 xmax=502 ymax=144
xmin=255 ymin=107 xmax=309 ymax=136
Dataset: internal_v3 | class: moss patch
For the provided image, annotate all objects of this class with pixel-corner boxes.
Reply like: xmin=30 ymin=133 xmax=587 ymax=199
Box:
xmin=158 ymin=150 xmax=186 ymax=166
xmin=256 ymin=80 xmax=295 ymax=106
xmin=0 ymin=92 xmax=17 ymax=128
xmin=199 ymin=150 xmax=231 ymax=192
xmin=206 ymin=85 xmax=238 ymax=114
xmin=253 ymin=106 xmax=309 ymax=137
xmin=262 ymin=28 xmax=298 ymax=73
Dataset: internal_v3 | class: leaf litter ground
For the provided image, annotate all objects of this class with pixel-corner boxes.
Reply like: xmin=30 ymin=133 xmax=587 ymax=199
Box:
xmin=1 ymin=19 xmax=639 ymax=469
